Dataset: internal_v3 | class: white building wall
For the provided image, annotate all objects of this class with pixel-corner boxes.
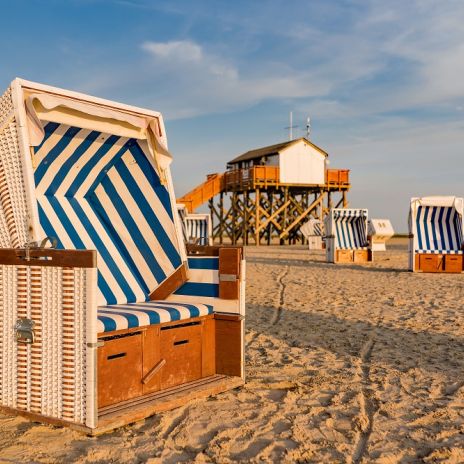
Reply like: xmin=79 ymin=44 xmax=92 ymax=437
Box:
xmin=278 ymin=141 xmax=325 ymax=184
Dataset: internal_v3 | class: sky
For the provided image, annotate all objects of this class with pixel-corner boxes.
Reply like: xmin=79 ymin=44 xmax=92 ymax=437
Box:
xmin=1 ymin=0 xmax=463 ymax=231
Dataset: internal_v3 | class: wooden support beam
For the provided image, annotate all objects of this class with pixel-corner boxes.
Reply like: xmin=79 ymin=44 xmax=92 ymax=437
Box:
xmin=219 ymin=192 xmax=224 ymax=244
xmin=256 ymin=200 xmax=290 ymax=233
xmin=255 ymin=189 xmax=260 ymax=245
xmin=335 ymin=196 xmax=344 ymax=209
xmin=279 ymin=192 xmax=326 ymax=239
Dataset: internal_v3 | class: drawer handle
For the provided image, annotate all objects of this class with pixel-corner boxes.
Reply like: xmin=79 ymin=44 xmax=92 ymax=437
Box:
xmin=142 ymin=358 xmax=166 ymax=384
xmin=174 ymin=339 xmax=189 ymax=346
xmin=107 ymin=352 xmax=126 ymax=360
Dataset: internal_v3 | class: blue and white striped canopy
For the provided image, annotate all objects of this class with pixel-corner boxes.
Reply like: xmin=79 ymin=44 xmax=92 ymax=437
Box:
xmin=415 ymin=205 xmax=463 ymax=253
xmin=34 ymin=122 xmax=182 ymax=306
xmin=333 ymin=209 xmax=367 ymax=218
xmin=334 ymin=210 xmax=368 ymax=249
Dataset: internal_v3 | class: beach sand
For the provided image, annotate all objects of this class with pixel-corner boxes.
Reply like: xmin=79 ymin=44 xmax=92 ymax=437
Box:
xmin=1 ymin=238 xmax=463 ymax=463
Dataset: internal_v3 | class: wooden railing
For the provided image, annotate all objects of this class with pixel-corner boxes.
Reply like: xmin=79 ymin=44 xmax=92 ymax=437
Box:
xmin=224 ymin=166 xmax=280 ymax=189
xmin=179 ymin=167 xmax=350 ymax=212
xmin=326 ymin=169 xmax=350 ymax=186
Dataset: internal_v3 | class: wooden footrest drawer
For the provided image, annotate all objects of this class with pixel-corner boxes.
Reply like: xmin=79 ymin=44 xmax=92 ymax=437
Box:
xmin=353 ymin=250 xmax=369 ymax=263
xmin=98 ymin=332 xmax=143 ymax=408
xmin=336 ymin=250 xmax=353 ymax=263
xmin=160 ymin=321 xmax=203 ymax=390
xmin=445 ymin=255 xmax=463 ymax=273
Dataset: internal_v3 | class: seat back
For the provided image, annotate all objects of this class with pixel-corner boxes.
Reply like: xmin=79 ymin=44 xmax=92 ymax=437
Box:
xmin=35 ymin=122 xmax=183 ymax=306
xmin=415 ymin=205 xmax=463 ymax=252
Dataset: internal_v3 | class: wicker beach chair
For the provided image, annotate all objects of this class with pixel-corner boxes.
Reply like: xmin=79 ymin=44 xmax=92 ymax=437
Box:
xmin=184 ymin=213 xmax=213 ymax=246
xmin=177 ymin=204 xmax=213 ymax=246
xmin=368 ymin=219 xmax=395 ymax=251
xmin=325 ymin=208 xmax=373 ymax=263
xmin=0 ymin=79 xmax=245 ymax=434
xmin=409 ymin=196 xmax=463 ymax=273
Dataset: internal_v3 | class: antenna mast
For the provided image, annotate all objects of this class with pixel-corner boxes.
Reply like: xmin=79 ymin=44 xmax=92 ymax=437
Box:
xmin=284 ymin=111 xmax=298 ymax=141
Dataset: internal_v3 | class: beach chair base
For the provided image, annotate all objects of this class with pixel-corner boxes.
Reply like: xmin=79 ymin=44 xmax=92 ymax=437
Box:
xmin=0 ymin=374 xmax=244 ymax=436
xmin=334 ymin=249 xmax=373 ymax=264
xmin=307 ymin=236 xmax=324 ymax=250
xmin=414 ymin=253 xmax=463 ymax=273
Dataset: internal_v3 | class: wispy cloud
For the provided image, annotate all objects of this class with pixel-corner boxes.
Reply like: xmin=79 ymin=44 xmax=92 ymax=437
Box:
xmin=137 ymin=39 xmax=330 ymax=118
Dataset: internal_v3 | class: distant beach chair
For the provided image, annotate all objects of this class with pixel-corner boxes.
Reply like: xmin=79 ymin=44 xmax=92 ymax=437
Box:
xmin=409 ymin=196 xmax=464 ymax=273
xmin=0 ymin=79 xmax=245 ymax=434
xmin=325 ymin=208 xmax=373 ymax=263
xmin=300 ymin=218 xmax=324 ymax=250
xmin=368 ymin=219 xmax=395 ymax=251
xmin=185 ymin=213 xmax=213 ymax=246
xmin=177 ymin=204 xmax=213 ymax=246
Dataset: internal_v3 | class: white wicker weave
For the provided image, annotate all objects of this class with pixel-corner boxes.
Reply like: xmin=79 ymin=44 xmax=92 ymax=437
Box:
xmin=0 ymin=263 xmax=95 ymax=426
xmin=0 ymin=264 xmax=18 ymax=406
xmin=0 ymin=86 xmax=30 ymax=248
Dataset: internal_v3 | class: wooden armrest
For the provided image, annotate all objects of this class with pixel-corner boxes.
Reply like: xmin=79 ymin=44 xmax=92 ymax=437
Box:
xmin=0 ymin=248 xmax=96 ymax=268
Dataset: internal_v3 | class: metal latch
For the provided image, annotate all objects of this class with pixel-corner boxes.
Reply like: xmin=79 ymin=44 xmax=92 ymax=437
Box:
xmin=219 ymin=273 xmax=238 ymax=282
xmin=15 ymin=318 xmax=35 ymax=344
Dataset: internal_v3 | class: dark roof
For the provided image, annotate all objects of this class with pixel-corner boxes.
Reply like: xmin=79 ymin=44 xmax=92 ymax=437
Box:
xmin=227 ymin=137 xmax=328 ymax=165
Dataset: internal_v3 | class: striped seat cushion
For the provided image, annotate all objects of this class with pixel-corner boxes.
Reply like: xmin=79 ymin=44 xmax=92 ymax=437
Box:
xmin=415 ymin=206 xmax=463 ymax=253
xmin=334 ymin=210 xmax=368 ymax=249
xmin=97 ymin=301 xmax=214 ymax=333
xmin=416 ymin=249 xmax=463 ymax=255
xmin=34 ymin=122 xmax=182 ymax=306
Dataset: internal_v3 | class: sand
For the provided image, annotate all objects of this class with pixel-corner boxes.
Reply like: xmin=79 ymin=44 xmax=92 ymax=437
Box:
xmin=1 ymin=238 xmax=463 ymax=463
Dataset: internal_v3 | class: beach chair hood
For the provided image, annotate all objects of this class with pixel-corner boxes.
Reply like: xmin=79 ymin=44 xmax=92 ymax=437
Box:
xmin=0 ymin=78 xmax=186 ymax=306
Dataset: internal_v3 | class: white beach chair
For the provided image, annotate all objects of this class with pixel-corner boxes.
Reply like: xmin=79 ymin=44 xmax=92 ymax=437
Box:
xmin=0 ymin=79 xmax=245 ymax=434
xmin=325 ymin=208 xmax=373 ymax=263
xmin=368 ymin=219 xmax=395 ymax=251
xmin=409 ymin=196 xmax=463 ymax=273
xmin=300 ymin=218 xmax=324 ymax=250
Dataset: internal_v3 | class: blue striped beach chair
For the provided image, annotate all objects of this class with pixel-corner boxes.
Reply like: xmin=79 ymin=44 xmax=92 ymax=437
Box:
xmin=177 ymin=204 xmax=213 ymax=246
xmin=325 ymin=208 xmax=373 ymax=263
xmin=0 ymin=79 xmax=245 ymax=434
xmin=184 ymin=213 xmax=213 ymax=246
xmin=409 ymin=196 xmax=464 ymax=272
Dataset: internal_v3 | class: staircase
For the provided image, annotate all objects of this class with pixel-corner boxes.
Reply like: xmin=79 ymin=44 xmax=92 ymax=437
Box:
xmin=177 ymin=173 xmax=225 ymax=213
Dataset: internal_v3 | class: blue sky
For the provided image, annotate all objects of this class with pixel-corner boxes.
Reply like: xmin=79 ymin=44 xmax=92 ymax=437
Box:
xmin=1 ymin=0 xmax=463 ymax=230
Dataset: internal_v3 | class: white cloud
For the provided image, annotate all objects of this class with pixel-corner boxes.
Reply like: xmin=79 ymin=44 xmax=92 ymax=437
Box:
xmin=142 ymin=40 xmax=203 ymax=62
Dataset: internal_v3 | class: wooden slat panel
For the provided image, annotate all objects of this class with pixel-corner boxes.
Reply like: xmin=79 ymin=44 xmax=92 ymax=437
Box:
xmin=201 ymin=318 xmax=216 ymax=377
xmin=219 ymin=247 xmax=241 ymax=300
xmin=215 ymin=318 xmax=242 ymax=377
